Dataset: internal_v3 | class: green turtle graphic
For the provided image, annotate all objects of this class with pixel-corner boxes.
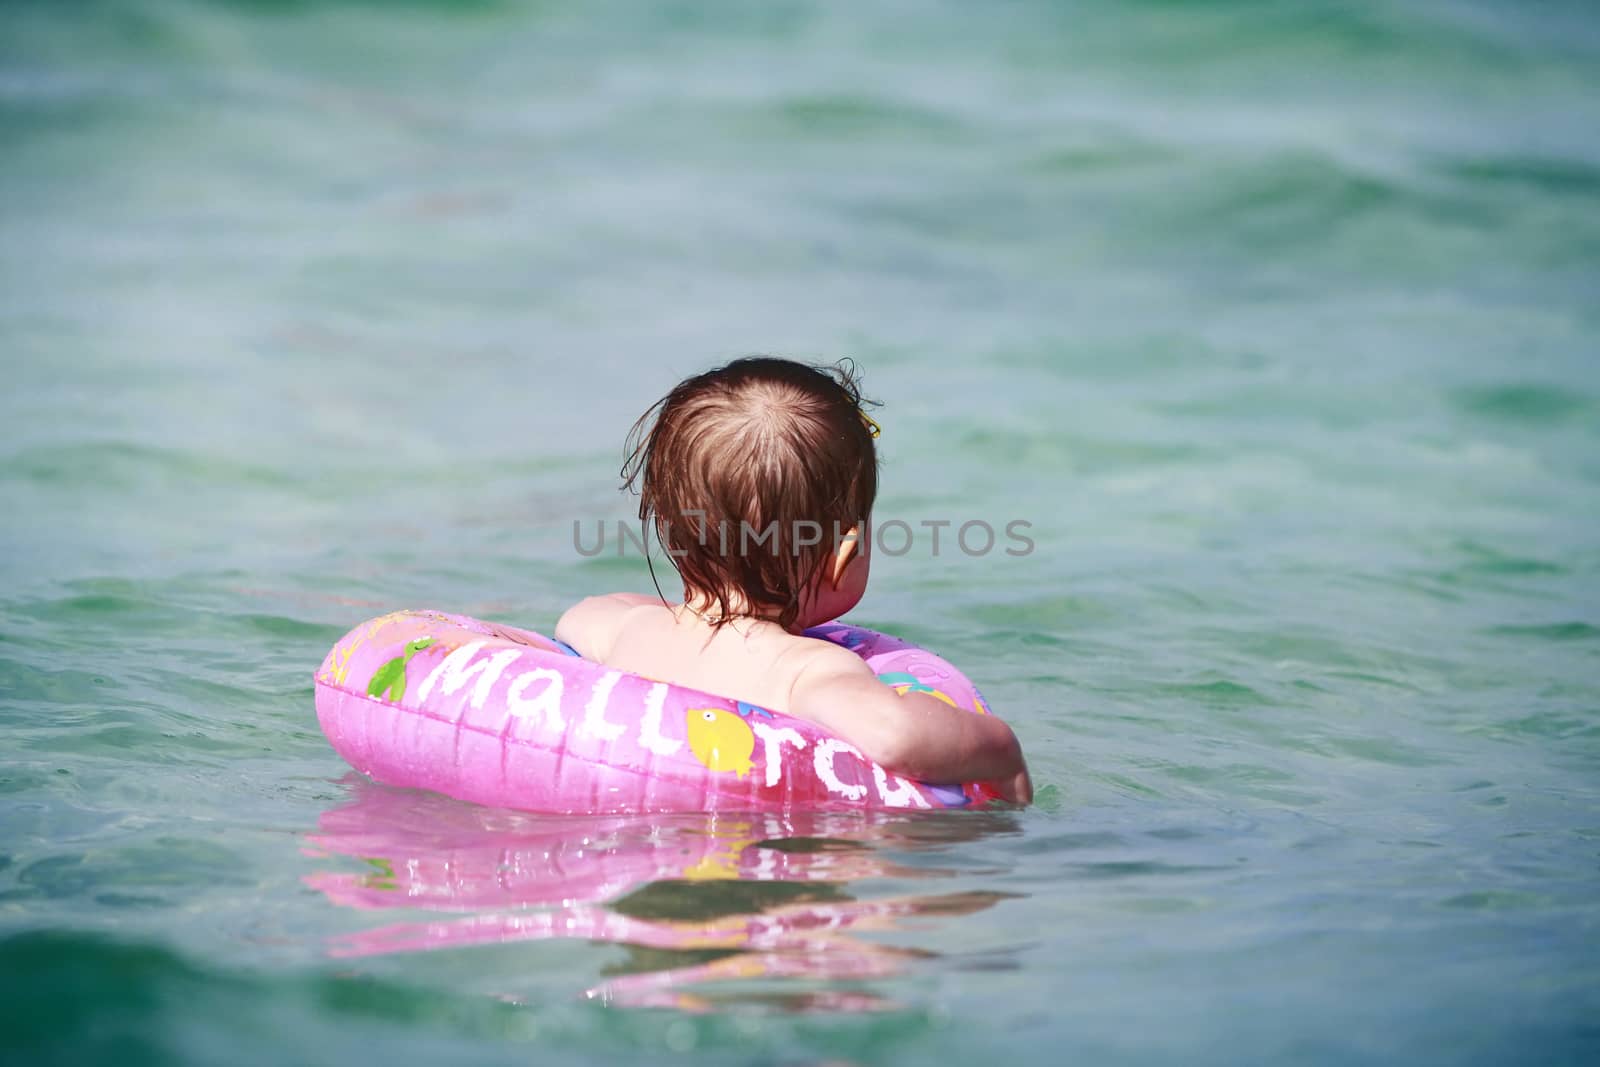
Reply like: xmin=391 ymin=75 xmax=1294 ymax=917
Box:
xmin=366 ymin=637 xmax=435 ymax=702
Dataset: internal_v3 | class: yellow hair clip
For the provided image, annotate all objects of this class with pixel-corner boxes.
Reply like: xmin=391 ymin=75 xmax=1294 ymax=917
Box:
xmin=860 ymin=411 xmax=881 ymax=439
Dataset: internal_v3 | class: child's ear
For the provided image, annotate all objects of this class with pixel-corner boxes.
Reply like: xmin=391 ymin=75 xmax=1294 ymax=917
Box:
xmin=830 ymin=525 xmax=861 ymax=588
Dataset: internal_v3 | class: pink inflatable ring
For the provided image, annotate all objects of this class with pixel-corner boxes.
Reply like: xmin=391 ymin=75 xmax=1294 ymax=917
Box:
xmin=315 ymin=610 xmax=1003 ymax=813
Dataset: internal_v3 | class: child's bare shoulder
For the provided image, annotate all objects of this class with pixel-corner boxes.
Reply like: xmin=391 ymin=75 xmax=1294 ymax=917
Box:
xmin=555 ymin=593 xmax=662 ymax=660
xmin=784 ymin=633 xmax=877 ymax=692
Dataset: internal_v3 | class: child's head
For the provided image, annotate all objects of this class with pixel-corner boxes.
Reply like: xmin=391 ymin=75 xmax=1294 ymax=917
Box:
xmin=623 ymin=356 xmax=879 ymax=631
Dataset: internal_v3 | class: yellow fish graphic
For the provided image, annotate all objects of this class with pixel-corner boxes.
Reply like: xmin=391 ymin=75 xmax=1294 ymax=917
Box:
xmin=685 ymin=707 xmax=755 ymax=778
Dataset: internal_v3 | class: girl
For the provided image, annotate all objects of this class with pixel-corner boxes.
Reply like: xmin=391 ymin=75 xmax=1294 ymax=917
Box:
xmin=557 ymin=357 xmax=1031 ymax=804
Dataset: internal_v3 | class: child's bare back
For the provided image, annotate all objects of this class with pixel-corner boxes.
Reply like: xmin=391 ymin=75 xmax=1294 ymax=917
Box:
xmin=556 ymin=357 xmax=1031 ymax=803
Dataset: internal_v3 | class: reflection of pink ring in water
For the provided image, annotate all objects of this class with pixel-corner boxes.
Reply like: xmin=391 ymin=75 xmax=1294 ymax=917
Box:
xmin=302 ymin=781 xmax=1022 ymax=1011
xmin=315 ymin=611 xmax=1002 ymax=813
xmin=304 ymin=784 xmax=908 ymax=913
xmin=320 ymin=896 xmax=919 ymax=961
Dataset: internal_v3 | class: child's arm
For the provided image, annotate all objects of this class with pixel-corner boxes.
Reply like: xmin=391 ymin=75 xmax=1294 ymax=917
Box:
xmin=788 ymin=645 xmax=1033 ymax=804
xmin=554 ymin=593 xmax=660 ymax=661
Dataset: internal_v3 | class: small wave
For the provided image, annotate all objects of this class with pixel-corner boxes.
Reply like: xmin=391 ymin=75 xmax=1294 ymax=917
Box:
xmin=1485 ymin=621 xmax=1600 ymax=642
xmin=1451 ymin=383 xmax=1595 ymax=424
xmin=7 ymin=441 xmax=298 ymax=491
xmin=1161 ymin=679 xmax=1271 ymax=707
xmin=1436 ymin=155 xmax=1600 ymax=199
xmin=755 ymin=93 xmax=968 ymax=142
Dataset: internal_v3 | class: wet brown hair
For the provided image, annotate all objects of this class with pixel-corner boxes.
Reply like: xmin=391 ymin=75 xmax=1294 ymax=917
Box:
xmin=622 ymin=356 xmax=879 ymax=631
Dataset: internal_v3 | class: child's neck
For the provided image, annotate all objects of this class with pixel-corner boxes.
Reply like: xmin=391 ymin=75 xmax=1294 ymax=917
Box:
xmin=678 ymin=594 xmax=799 ymax=634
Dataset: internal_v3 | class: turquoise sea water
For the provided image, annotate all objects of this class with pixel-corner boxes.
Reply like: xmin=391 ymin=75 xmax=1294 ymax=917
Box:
xmin=3 ymin=0 xmax=1598 ymax=1062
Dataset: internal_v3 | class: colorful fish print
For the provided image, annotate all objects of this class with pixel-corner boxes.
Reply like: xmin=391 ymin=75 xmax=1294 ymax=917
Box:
xmin=685 ymin=707 xmax=755 ymax=778
xmin=324 ymin=610 xmax=408 ymax=686
xmin=820 ymin=625 xmax=868 ymax=650
xmin=366 ymin=636 xmax=435 ymax=702
xmin=927 ymin=783 xmax=973 ymax=807
xmin=877 ymin=670 xmax=958 ymax=707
